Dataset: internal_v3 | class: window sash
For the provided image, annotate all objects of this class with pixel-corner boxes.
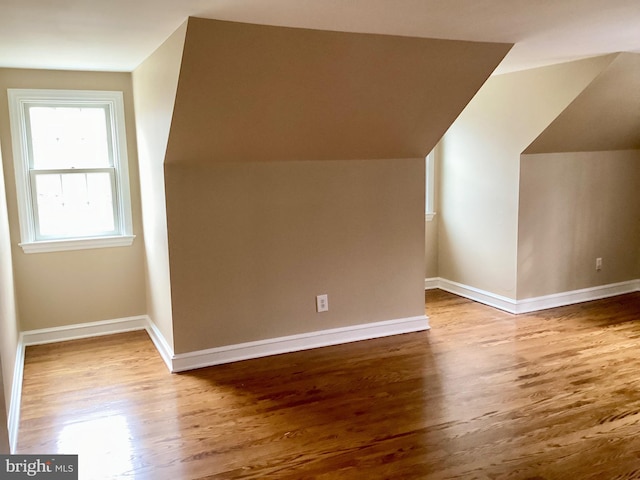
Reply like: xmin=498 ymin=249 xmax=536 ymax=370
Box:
xmin=24 ymin=103 xmax=115 ymax=170
xmin=29 ymin=168 xmax=119 ymax=240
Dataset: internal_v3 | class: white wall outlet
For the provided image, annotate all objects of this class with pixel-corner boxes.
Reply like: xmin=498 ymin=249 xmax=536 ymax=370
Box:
xmin=596 ymin=257 xmax=602 ymax=271
xmin=316 ymin=294 xmax=329 ymax=313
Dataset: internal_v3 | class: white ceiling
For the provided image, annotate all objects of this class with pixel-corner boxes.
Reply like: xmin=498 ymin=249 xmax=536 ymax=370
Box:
xmin=1 ymin=0 xmax=639 ymax=74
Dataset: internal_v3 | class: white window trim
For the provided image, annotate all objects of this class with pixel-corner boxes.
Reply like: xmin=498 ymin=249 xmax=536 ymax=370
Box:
xmin=7 ymin=89 xmax=135 ymax=253
xmin=425 ymin=150 xmax=436 ymax=222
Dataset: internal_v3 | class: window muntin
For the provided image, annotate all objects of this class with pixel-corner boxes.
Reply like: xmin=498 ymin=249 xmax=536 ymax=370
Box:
xmin=7 ymin=89 xmax=134 ymax=253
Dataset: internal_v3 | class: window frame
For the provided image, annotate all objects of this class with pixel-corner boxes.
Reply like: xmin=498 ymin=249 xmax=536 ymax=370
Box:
xmin=425 ymin=149 xmax=436 ymax=221
xmin=7 ymin=89 xmax=135 ymax=253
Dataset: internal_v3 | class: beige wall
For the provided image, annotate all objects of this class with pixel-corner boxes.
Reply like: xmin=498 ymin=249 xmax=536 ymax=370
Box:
xmin=0 ymin=141 xmax=19 ymax=453
xmin=517 ymin=150 xmax=640 ymax=298
xmin=166 ymin=159 xmax=426 ymax=353
xmin=438 ymin=56 xmax=614 ymax=298
xmin=132 ymin=22 xmax=187 ymax=350
xmin=425 ymin=218 xmax=439 ymax=279
xmin=0 ymin=69 xmax=146 ymax=330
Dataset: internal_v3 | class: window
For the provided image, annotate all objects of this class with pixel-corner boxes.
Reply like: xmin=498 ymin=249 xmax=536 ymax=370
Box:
xmin=8 ymin=89 xmax=134 ymax=253
xmin=425 ymin=149 xmax=436 ymax=221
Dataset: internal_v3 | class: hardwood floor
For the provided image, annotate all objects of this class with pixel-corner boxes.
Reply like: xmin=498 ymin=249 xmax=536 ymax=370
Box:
xmin=17 ymin=290 xmax=640 ymax=479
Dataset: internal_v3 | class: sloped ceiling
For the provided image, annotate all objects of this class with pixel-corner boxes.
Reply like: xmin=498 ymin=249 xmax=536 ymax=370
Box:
xmin=525 ymin=52 xmax=640 ymax=153
xmin=2 ymin=0 xmax=640 ymax=75
xmin=165 ymin=18 xmax=511 ymax=164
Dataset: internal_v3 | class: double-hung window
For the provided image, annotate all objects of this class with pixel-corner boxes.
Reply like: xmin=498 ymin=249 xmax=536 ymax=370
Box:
xmin=8 ymin=89 xmax=134 ymax=253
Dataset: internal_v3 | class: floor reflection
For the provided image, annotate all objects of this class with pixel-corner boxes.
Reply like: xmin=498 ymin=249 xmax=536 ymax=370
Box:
xmin=56 ymin=414 xmax=134 ymax=479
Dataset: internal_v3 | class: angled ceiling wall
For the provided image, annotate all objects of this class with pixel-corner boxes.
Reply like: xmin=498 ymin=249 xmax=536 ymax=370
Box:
xmin=165 ymin=17 xmax=511 ymax=164
xmin=525 ymin=52 xmax=640 ymax=153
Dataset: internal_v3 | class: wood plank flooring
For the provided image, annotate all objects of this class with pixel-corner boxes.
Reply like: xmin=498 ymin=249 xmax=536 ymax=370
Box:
xmin=17 ymin=290 xmax=640 ymax=479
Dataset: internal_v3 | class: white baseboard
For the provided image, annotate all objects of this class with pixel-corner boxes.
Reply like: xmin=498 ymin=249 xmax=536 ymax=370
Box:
xmin=21 ymin=315 xmax=149 ymax=346
xmin=515 ymin=280 xmax=640 ymax=314
xmin=437 ymin=278 xmax=518 ymax=313
xmin=8 ymin=340 xmax=24 ymax=454
xmin=144 ymin=320 xmax=174 ymax=372
xmin=424 ymin=277 xmax=440 ymax=290
xmin=171 ymin=315 xmax=430 ymax=373
xmin=426 ymin=277 xmax=640 ymax=314
xmin=16 ymin=313 xmax=430 ymax=378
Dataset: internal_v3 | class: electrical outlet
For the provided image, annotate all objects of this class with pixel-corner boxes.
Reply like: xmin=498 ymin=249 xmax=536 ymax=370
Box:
xmin=316 ymin=294 xmax=329 ymax=313
xmin=596 ymin=257 xmax=602 ymax=271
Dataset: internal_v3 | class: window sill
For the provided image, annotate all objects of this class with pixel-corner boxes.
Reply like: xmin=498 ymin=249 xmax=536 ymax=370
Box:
xmin=425 ymin=212 xmax=436 ymax=222
xmin=20 ymin=235 xmax=136 ymax=254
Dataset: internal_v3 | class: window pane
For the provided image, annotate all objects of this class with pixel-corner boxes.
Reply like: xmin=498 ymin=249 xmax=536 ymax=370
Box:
xmin=35 ymin=172 xmax=115 ymax=238
xmin=28 ymin=106 xmax=111 ymax=169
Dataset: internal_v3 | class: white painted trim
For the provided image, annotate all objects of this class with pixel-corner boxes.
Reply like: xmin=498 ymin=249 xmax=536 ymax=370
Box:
xmin=21 ymin=315 xmax=149 ymax=346
xmin=18 ymin=313 xmax=430 ymax=375
xmin=426 ymin=277 xmax=640 ymax=314
xmin=424 ymin=277 xmax=439 ymax=290
xmin=171 ymin=315 xmax=430 ymax=373
xmin=515 ymin=280 xmax=640 ymax=314
xmin=437 ymin=278 xmax=518 ymax=313
xmin=144 ymin=320 xmax=174 ymax=373
xmin=20 ymin=235 xmax=135 ymax=254
xmin=8 ymin=339 xmax=24 ymax=454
